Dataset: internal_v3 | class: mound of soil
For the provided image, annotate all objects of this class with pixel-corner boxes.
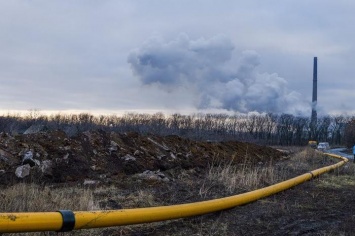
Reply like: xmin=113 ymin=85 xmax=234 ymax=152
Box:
xmin=0 ymin=130 xmax=284 ymax=186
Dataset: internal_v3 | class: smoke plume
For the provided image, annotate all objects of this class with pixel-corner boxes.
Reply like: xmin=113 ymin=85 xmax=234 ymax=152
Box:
xmin=128 ymin=33 xmax=309 ymax=115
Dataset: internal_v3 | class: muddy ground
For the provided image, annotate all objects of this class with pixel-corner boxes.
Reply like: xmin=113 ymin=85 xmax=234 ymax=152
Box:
xmin=0 ymin=130 xmax=354 ymax=235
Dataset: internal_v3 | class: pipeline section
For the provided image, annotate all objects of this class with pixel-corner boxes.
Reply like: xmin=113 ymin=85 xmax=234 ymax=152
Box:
xmin=0 ymin=153 xmax=348 ymax=233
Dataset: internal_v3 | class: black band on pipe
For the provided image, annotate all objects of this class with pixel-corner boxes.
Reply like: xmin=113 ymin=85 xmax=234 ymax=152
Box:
xmin=57 ymin=210 xmax=75 ymax=232
xmin=308 ymin=172 xmax=314 ymax=178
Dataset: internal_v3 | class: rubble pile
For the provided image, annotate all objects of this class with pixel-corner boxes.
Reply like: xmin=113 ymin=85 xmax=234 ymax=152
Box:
xmin=0 ymin=129 xmax=284 ymax=186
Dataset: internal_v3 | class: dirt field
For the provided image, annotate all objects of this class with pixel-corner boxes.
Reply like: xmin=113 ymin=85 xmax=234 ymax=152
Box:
xmin=0 ymin=130 xmax=354 ymax=235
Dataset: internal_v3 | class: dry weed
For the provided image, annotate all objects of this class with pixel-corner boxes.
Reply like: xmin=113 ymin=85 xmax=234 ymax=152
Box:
xmin=0 ymin=183 xmax=99 ymax=212
xmin=125 ymin=189 xmax=157 ymax=208
xmin=201 ymin=156 xmax=287 ymax=196
xmin=200 ymin=147 xmax=329 ymax=198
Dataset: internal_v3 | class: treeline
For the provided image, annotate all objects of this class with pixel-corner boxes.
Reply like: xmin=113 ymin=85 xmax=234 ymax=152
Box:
xmin=0 ymin=112 xmax=353 ymax=147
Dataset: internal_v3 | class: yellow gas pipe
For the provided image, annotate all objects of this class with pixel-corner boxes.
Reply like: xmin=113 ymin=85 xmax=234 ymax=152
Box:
xmin=0 ymin=153 xmax=348 ymax=233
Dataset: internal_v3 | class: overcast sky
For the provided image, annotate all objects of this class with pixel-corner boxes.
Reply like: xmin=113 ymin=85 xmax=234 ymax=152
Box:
xmin=1 ymin=0 xmax=354 ymax=116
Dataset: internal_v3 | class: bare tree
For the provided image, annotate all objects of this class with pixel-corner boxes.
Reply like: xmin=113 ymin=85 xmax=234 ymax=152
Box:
xmin=344 ymin=117 xmax=355 ymax=147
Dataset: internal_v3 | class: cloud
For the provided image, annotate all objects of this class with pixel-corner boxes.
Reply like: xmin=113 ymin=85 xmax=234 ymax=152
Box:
xmin=128 ymin=34 xmax=310 ymax=115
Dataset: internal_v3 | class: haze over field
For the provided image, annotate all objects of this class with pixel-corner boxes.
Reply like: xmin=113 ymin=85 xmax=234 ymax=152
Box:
xmin=1 ymin=1 xmax=354 ymax=115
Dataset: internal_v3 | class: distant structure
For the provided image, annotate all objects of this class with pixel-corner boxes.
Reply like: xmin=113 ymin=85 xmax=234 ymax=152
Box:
xmin=310 ymin=57 xmax=317 ymax=139
xmin=311 ymin=57 xmax=317 ymax=122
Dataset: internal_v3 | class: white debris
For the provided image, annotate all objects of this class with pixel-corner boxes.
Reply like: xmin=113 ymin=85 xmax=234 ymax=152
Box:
xmin=22 ymin=151 xmax=38 ymax=167
xmin=170 ymin=153 xmax=176 ymax=159
xmin=23 ymin=150 xmax=33 ymax=161
xmin=63 ymin=153 xmax=69 ymax=159
xmin=147 ymin=138 xmax=170 ymax=151
xmin=109 ymin=141 xmax=119 ymax=153
xmin=40 ymin=160 xmax=53 ymax=176
xmin=121 ymin=154 xmax=136 ymax=161
xmin=34 ymin=159 xmax=41 ymax=166
xmin=138 ymin=170 xmax=170 ymax=182
xmin=83 ymin=179 xmax=98 ymax=186
xmin=15 ymin=164 xmax=31 ymax=178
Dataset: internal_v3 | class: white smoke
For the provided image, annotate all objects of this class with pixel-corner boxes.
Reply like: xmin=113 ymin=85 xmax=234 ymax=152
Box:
xmin=128 ymin=33 xmax=310 ymax=115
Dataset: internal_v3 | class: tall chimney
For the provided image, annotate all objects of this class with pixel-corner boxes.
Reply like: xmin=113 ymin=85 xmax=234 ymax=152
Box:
xmin=310 ymin=57 xmax=317 ymax=139
xmin=311 ymin=57 xmax=317 ymax=120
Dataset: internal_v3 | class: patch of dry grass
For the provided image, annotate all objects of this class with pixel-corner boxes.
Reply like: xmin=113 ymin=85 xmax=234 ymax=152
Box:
xmin=0 ymin=183 xmax=99 ymax=213
xmin=199 ymin=147 xmax=341 ymax=198
xmin=337 ymin=161 xmax=355 ymax=176
xmin=126 ymin=189 xmax=157 ymax=208
xmin=288 ymin=148 xmax=323 ymax=169
xmin=200 ymin=156 xmax=288 ymax=198
xmin=316 ymin=161 xmax=355 ymax=189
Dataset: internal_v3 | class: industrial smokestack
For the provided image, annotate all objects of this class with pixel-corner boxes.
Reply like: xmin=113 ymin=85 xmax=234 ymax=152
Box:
xmin=311 ymin=57 xmax=317 ymax=122
xmin=310 ymin=57 xmax=317 ymax=139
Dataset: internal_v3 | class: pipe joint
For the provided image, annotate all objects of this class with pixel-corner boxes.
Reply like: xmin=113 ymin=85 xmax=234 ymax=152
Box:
xmin=57 ymin=210 xmax=75 ymax=232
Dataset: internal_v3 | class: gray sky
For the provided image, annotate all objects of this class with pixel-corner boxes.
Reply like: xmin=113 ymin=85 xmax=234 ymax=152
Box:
xmin=0 ymin=0 xmax=354 ymax=116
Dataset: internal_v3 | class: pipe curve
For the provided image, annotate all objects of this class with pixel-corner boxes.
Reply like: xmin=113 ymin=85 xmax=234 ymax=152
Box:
xmin=0 ymin=152 xmax=348 ymax=233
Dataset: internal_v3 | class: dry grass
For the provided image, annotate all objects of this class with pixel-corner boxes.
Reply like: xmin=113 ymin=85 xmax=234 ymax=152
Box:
xmin=337 ymin=160 xmax=355 ymax=175
xmin=199 ymin=147 xmax=338 ymax=198
xmin=126 ymin=189 xmax=157 ymax=208
xmin=200 ymin=157 xmax=287 ymax=198
xmin=316 ymin=161 xmax=355 ymax=189
xmin=0 ymin=183 xmax=99 ymax=213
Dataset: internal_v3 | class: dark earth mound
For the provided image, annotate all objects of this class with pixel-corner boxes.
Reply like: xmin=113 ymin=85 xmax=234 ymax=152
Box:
xmin=0 ymin=130 xmax=284 ymax=186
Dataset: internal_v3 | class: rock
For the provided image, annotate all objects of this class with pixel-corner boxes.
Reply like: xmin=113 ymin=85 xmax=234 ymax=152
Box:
xmin=34 ymin=159 xmax=41 ymax=166
xmin=63 ymin=153 xmax=70 ymax=160
xmin=109 ymin=141 xmax=119 ymax=154
xmin=156 ymin=172 xmax=166 ymax=178
xmin=99 ymin=174 xmax=107 ymax=179
xmin=23 ymin=150 xmax=33 ymax=160
xmin=138 ymin=170 xmax=169 ymax=182
xmin=22 ymin=151 xmax=36 ymax=167
xmin=0 ymin=170 xmax=5 ymax=175
xmin=91 ymin=165 xmax=102 ymax=171
xmin=121 ymin=154 xmax=136 ymax=161
xmin=40 ymin=160 xmax=53 ymax=176
xmin=15 ymin=164 xmax=31 ymax=178
xmin=21 ymin=143 xmax=29 ymax=149
xmin=176 ymin=153 xmax=183 ymax=157
xmin=157 ymin=153 xmax=176 ymax=160
xmin=157 ymin=155 xmax=167 ymax=160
